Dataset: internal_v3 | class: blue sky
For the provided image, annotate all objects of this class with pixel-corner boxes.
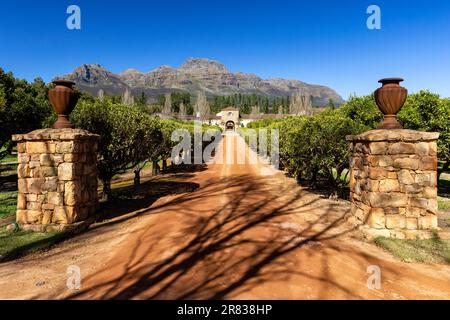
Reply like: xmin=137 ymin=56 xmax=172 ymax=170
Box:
xmin=0 ymin=0 xmax=449 ymax=99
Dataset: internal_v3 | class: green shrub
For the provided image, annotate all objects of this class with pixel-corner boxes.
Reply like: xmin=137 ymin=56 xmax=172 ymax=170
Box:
xmin=71 ymin=100 xmax=163 ymax=200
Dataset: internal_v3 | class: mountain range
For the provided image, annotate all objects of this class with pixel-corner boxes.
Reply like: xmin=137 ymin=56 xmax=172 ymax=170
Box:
xmin=57 ymin=58 xmax=344 ymax=106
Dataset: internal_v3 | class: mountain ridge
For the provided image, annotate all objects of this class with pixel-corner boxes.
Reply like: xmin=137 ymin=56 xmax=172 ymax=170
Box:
xmin=57 ymin=58 xmax=345 ymax=106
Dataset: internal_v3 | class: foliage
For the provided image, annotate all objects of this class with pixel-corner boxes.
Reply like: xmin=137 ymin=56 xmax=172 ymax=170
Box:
xmin=398 ymin=91 xmax=450 ymax=176
xmin=71 ymin=100 xmax=163 ymax=199
xmin=337 ymin=94 xmax=382 ymax=128
xmin=0 ymin=69 xmax=53 ymax=159
xmin=278 ymin=111 xmax=365 ymax=193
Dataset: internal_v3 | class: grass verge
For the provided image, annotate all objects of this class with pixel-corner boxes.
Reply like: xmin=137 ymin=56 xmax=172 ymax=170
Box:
xmin=438 ymin=197 xmax=450 ymax=210
xmin=375 ymin=235 xmax=450 ymax=264
xmin=0 ymin=191 xmax=17 ymax=220
xmin=0 ymin=226 xmax=66 ymax=262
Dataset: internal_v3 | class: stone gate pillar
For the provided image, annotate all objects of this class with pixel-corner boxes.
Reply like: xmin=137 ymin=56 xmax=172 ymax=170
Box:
xmin=12 ymin=128 xmax=99 ymax=232
xmin=346 ymin=129 xmax=439 ymax=240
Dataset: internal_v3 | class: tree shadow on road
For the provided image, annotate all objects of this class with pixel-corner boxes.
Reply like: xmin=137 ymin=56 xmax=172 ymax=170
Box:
xmin=63 ymin=172 xmax=399 ymax=300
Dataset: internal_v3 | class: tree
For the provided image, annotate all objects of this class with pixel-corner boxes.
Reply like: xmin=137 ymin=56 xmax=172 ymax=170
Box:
xmin=122 ymin=88 xmax=134 ymax=106
xmin=71 ymin=100 xmax=162 ymax=200
xmin=194 ymin=92 xmax=210 ymax=120
xmin=97 ymin=89 xmax=104 ymax=102
xmin=327 ymin=98 xmax=335 ymax=110
xmin=250 ymin=105 xmax=259 ymax=116
xmin=289 ymin=93 xmax=313 ymax=116
xmin=162 ymin=93 xmax=172 ymax=119
xmin=179 ymin=102 xmax=186 ymax=120
xmin=0 ymin=69 xmax=53 ymax=159
xmin=136 ymin=92 xmax=147 ymax=108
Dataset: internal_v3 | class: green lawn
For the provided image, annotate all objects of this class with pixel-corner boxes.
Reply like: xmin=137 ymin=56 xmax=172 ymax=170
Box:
xmin=0 ymin=191 xmax=17 ymax=220
xmin=0 ymin=154 xmax=17 ymax=164
xmin=0 ymin=226 xmax=65 ymax=262
xmin=439 ymin=197 xmax=450 ymax=210
xmin=375 ymin=235 xmax=450 ymax=264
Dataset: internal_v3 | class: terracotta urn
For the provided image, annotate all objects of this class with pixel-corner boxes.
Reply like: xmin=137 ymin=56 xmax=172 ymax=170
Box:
xmin=48 ymin=80 xmax=79 ymax=129
xmin=374 ymin=78 xmax=407 ymax=129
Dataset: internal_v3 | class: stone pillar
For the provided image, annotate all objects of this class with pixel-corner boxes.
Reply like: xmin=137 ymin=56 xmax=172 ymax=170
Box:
xmin=12 ymin=128 xmax=99 ymax=232
xmin=346 ymin=129 xmax=439 ymax=240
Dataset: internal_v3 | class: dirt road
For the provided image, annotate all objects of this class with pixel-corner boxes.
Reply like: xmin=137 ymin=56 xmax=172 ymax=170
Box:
xmin=1 ymin=133 xmax=450 ymax=299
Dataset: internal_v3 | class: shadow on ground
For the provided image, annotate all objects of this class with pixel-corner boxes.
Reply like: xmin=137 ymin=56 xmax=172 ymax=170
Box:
xmin=61 ymin=172 xmax=388 ymax=300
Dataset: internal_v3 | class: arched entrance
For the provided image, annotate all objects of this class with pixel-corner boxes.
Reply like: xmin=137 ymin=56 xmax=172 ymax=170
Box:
xmin=225 ymin=121 xmax=235 ymax=131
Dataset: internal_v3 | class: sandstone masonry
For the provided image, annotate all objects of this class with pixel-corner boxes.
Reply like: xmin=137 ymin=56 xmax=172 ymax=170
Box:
xmin=346 ymin=129 xmax=439 ymax=240
xmin=12 ymin=128 xmax=99 ymax=232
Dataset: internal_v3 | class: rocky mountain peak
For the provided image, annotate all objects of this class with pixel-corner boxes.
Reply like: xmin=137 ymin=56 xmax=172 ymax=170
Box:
xmin=179 ymin=58 xmax=229 ymax=75
xmin=57 ymin=58 xmax=345 ymax=106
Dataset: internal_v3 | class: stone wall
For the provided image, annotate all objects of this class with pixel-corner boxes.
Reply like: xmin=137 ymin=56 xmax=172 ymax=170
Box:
xmin=346 ymin=129 xmax=439 ymax=240
xmin=12 ymin=128 xmax=99 ymax=232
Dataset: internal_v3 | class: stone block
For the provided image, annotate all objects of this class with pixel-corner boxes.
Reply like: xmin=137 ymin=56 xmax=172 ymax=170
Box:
xmin=63 ymin=153 xmax=79 ymax=162
xmin=17 ymin=142 xmax=26 ymax=153
xmin=26 ymin=202 xmax=41 ymax=211
xmin=419 ymin=156 xmax=437 ymax=171
xmin=40 ymin=166 xmax=57 ymax=178
xmin=367 ymin=179 xmax=379 ymax=192
xmin=47 ymin=192 xmax=64 ymax=205
xmin=415 ymin=142 xmax=429 ymax=156
xmin=26 ymin=141 xmax=51 ymax=154
xmin=42 ymin=211 xmax=53 ymax=225
xmin=39 ymin=154 xmax=54 ymax=166
xmin=406 ymin=218 xmax=418 ymax=230
xmin=415 ymin=173 xmax=431 ymax=185
xmin=402 ymin=183 xmax=422 ymax=194
xmin=369 ymin=193 xmax=408 ymax=208
xmin=17 ymin=210 xmax=28 ymax=224
xmin=64 ymin=181 xmax=82 ymax=206
xmin=58 ymin=163 xmax=76 ymax=180
xmin=52 ymin=206 xmax=68 ymax=224
xmin=388 ymin=142 xmax=416 ymax=155
xmin=379 ymin=179 xmax=400 ymax=192
xmin=398 ymin=170 xmax=414 ymax=185
xmin=423 ymin=186 xmax=437 ymax=199
xmin=42 ymin=203 xmax=55 ymax=210
xmin=409 ymin=197 xmax=429 ymax=209
xmin=369 ymin=168 xmax=387 ymax=179
xmin=56 ymin=141 xmax=80 ymax=153
xmin=17 ymin=193 xmax=27 ymax=210
xmin=369 ymin=142 xmax=387 ymax=155
xmin=26 ymin=210 xmax=42 ymax=224
xmin=405 ymin=207 xmax=423 ymax=218
xmin=429 ymin=142 xmax=438 ymax=156
xmin=386 ymin=215 xmax=406 ymax=229
xmin=387 ymin=172 xmax=397 ymax=179
xmin=42 ymin=177 xmax=58 ymax=192
xmin=367 ymin=208 xmax=385 ymax=229
xmin=17 ymin=164 xmax=31 ymax=178
xmin=393 ymin=158 xmax=419 ymax=170
xmin=20 ymin=178 xmax=45 ymax=194
xmin=18 ymin=154 xmax=29 ymax=164
xmin=418 ymin=215 xmax=438 ymax=230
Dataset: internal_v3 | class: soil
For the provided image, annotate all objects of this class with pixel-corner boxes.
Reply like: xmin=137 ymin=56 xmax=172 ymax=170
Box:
xmin=1 ymin=133 xmax=450 ymax=300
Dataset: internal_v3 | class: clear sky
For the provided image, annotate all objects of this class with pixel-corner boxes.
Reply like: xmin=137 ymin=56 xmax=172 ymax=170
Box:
xmin=0 ymin=0 xmax=449 ymax=99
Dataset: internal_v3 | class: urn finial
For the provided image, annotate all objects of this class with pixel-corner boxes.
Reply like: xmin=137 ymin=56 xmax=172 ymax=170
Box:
xmin=374 ymin=78 xmax=407 ymax=129
xmin=48 ymin=80 xmax=79 ymax=129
